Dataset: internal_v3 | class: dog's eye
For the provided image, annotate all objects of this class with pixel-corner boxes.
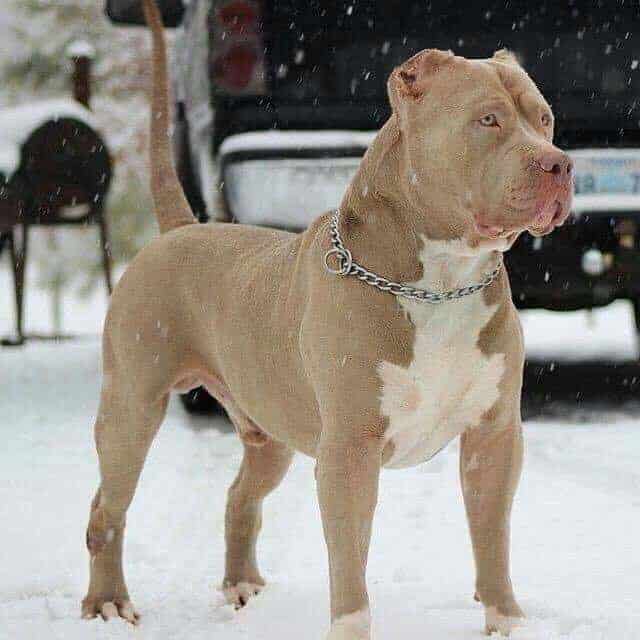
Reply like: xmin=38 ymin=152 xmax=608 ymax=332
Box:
xmin=479 ymin=113 xmax=498 ymax=127
xmin=541 ymin=113 xmax=552 ymax=127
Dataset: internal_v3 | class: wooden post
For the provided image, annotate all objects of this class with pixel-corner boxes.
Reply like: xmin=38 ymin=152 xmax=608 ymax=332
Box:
xmin=66 ymin=40 xmax=96 ymax=109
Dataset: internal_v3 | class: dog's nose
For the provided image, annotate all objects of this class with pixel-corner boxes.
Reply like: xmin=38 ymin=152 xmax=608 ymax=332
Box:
xmin=538 ymin=150 xmax=573 ymax=178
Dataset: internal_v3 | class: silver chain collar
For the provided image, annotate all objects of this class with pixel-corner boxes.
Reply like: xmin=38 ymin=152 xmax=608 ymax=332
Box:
xmin=323 ymin=212 xmax=502 ymax=304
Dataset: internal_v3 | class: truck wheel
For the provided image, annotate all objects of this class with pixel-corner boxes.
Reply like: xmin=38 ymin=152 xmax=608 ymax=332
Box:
xmin=179 ymin=386 xmax=224 ymax=415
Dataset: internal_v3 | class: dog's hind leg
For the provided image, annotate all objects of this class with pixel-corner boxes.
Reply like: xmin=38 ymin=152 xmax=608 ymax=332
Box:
xmin=81 ymin=381 xmax=168 ymax=624
xmin=222 ymin=437 xmax=294 ymax=608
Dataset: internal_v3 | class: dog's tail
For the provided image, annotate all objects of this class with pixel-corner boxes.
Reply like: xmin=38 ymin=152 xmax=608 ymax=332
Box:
xmin=141 ymin=0 xmax=196 ymax=234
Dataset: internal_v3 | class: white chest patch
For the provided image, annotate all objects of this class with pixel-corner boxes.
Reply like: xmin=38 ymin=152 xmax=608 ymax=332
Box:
xmin=378 ymin=237 xmax=505 ymax=469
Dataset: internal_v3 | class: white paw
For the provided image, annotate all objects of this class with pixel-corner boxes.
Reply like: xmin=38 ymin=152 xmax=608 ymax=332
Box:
xmin=222 ymin=581 xmax=263 ymax=609
xmin=326 ymin=608 xmax=370 ymax=640
xmin=81 ymin=598 xmax=139 ymax=625
xmin=485 ymin=606 xmax=525 ymax=636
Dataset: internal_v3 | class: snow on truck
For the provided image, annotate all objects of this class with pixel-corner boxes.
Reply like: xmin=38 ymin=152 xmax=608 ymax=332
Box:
xmin=107 ymin=0 xmax=640 ymax=409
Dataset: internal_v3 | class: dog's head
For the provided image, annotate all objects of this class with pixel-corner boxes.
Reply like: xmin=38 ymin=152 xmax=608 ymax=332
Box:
xmin=388 ymin=48 xmax=573 ymax=247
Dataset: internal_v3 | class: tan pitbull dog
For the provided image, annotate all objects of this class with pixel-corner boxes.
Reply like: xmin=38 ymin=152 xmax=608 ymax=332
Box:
xmin=81 ymin=0 xmax=573 ymax=636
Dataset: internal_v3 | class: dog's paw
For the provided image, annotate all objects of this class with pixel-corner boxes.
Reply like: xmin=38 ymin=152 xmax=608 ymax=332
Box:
xmin=222 ymin=581 xmax=264 ymax=610
xmin=484 ymin=605 xmax=525 ymax=636
xmin=326 ymin=608 xmax=371 ymax=640
xmin=81 ymin=596 xmax=139 ymax=625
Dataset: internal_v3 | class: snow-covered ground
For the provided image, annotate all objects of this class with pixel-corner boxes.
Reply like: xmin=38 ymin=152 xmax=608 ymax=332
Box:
xmin=1 ymin=260 xmax=639 ymax=639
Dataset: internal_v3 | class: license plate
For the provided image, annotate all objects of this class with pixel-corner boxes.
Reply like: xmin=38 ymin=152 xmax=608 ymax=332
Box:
xmin=571 ymin=150 xmax=640 ymax=195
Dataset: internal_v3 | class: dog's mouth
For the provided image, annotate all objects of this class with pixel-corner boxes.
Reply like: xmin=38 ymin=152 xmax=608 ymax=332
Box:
xmin=473 ymin=220 xmax=521 ymax=246
xmin=474 ymin=221 xmax=515 ymax=239
xmin=475 ymin=197 xmax=571 ymax=241
xmin=470 ymin=222 xmax=520 ymax=253
xmin=527 ymin=199 xmax=570 ymax=237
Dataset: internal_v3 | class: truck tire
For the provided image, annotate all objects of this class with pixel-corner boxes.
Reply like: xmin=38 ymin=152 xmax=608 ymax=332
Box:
xmin=179 ymin=386 xmax=225 ymax=415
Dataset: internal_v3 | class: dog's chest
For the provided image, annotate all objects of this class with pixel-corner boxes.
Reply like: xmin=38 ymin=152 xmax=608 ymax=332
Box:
xmin=378 ymin=242 xmax=505 ymax=469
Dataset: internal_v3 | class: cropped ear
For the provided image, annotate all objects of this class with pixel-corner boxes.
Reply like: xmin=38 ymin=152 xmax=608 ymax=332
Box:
xmin=492 ymin=48 xmax=521 ymax=67
xmin=387 ymin=48 xmax=455 ymax=111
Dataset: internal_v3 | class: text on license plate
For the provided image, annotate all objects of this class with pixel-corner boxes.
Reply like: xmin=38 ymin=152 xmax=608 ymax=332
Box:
xmin=572 ymin=152 xmax=640 ymax=195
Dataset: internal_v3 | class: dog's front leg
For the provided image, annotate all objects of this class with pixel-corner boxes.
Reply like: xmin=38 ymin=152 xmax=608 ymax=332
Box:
xmin=316 ymin=430 xmax=383 ymax=640
xmin=460 ymin=422 xmax=525 ymax=636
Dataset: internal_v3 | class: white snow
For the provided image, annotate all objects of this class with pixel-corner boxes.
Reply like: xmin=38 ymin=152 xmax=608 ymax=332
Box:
xmin=65 ymin=40 xmax=96 ymax=60
xmin=218 ymin=130 xmax=378 ymax=156
xmin=522 ymin=301 xmax=639 ymax=361
xmin=0 ymin=98 xmax=96 ymax=177
xmin=1 ymin=265 xmax=639 ymax=639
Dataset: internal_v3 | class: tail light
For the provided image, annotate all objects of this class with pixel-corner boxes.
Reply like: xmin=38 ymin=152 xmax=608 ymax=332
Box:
xmin=216 ymin=0 xmax=258 ymax=34
xmin=210 ymin=0 xmax=265 ymax=95
xmin=212 ymin=44 xmax=258 ymax=92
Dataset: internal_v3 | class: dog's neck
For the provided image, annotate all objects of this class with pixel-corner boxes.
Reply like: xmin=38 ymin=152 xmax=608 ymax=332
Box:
xmin=337 ymin=117 xmax=501 ymax=291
